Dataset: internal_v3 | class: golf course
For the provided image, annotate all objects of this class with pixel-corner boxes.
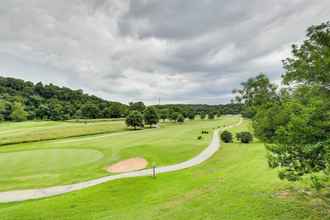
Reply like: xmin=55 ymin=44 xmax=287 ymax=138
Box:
xmin=0 ymin=116 xmax=327 ymax=219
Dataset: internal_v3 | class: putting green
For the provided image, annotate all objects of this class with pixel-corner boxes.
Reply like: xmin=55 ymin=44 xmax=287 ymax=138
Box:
xmin=0 ymin=149 xmax=104 ymax=179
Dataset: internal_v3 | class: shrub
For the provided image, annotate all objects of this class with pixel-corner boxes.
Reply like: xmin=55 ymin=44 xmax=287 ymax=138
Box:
xmin=236 ymin=132 xmax=253 ymax=143
xmin=197 ymin=136 xmax=202 ymax=140
xmin=221 ymin=131 xmax=233 ymax=143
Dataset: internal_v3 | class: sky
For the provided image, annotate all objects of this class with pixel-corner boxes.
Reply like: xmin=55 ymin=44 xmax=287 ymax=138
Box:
xmin=1 ymin=0 xmax=330 ymax=104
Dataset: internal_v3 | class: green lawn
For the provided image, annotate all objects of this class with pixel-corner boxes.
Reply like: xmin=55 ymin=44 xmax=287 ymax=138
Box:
xmin=0 ymin=117 xmax=326 ymax=220
xmin=0 ymin=116 xmax=239 ymax=191
xmin=0 ymin=120 xmax=127 ymax=146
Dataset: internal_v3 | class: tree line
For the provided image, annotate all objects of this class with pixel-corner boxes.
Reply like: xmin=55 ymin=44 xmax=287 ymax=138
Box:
xmin=0 ymin=77 xmax=129 ymax=121
xmin=234 ymin=21 xmax=330 ymax=189
xmin=0 ymin=77 xmax=242 ymax=122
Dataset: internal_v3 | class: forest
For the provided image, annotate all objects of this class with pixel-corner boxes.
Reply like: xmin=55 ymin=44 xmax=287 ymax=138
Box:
xmin=0 ymin=76 xmax=241 ymax=122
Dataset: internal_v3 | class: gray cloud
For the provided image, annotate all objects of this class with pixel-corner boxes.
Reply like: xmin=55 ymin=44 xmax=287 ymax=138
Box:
xmin=0 ymin=0 xmax=329 ymax=104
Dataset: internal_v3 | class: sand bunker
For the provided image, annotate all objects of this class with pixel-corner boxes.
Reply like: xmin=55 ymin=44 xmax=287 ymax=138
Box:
xmin=106 ymin=157 xmax=148 ymax=173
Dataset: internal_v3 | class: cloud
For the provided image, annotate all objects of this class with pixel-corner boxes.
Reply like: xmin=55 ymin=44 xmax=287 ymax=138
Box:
xmin=0 ymin=0 xmax=329 ymax=104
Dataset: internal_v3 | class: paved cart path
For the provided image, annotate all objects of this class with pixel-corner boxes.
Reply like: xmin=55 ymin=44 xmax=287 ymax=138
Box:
xmin=0 ymin=118 xmax=242 ymax=203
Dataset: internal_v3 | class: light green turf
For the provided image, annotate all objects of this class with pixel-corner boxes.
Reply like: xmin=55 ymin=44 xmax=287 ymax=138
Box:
xmin=0 ymin=120 xmax=127 ymax=146
xmin=0 ymin=117 xmax=326 ymax=220
xmin=0 ymin=116 xmax=239 ymax=191
xmin=0 ymin=149 xmax=103 ymax=178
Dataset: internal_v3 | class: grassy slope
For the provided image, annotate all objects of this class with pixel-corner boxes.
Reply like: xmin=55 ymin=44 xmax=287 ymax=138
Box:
xmin=0 ymin=120 xmax=127 ymax=146
xmin=0 ymin=118 xmax=327 ymax=220
xmin=0 ymin=116 xmax=238 ymax=191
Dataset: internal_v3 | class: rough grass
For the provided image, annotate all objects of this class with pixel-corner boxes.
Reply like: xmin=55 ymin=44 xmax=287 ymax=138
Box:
xmin=0 ymin=117 xmax=327 ymax=220
xmin=0 ymin=120 xmax=127 ymax=146
xmin=0 ymin=116 xmax=239 ymax=191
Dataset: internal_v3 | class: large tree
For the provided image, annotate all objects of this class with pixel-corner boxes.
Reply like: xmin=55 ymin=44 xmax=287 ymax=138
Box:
xmin=235 ymin=21 xmax=330 ymax=186
xmin=233 ymin=73 xmax=278 ymax=118
xmin=144 ymin=106 xmax=159 ymax=127
xmin=126 ymin=111 xmax=144 ymax=130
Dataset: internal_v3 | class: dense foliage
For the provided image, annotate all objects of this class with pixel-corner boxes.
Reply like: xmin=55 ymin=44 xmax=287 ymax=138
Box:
xmin=125 ymin=111 xmax=144 ymax=129
xmin=221 ymin=131 xmax=233 ymax=143
xmin=143 ymin=106 xmax=159 ymax=127
xmin=0 ymin=76 xmax=129 ymax=121
xmin=234 ymin=21 xmax=330 ymax=187
xmin=236 ymin=132 xmax=253 ymax=144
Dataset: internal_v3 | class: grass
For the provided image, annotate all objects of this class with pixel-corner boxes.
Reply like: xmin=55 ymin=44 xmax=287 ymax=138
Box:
xmin=0 ymin=117 xmax=327 ymax=220
xmin=0 ymin=116 xmax=239 ymax=191
xmin=0 ymin=120 xmax=127 ymax=146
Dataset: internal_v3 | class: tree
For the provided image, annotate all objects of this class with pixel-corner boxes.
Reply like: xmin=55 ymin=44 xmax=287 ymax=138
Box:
xmin=126 ymin=111 xmax=144 ymax=130
xmin=221 ymin=131 xmax=233 ymax=143
xmin=200 ymin=112 xmax=206 ymax=120
xmin=144 ymin=106 xmax=159 ymax=127
xmin=282 ymin=21 xmax=330 ymax=90
xmin=169 ymin=111 xmax=179 ymax=122
xmin=107 ymin=102 xmax=125 ymax=118
xmin=236 ymin=132 xmax=253 ymax=143
xmin=208 ymin=112 xmax=215 ymax=120
xmin=176 ymin=114 xmax=185 ymax=123
xmin=129 ymin=102 xmax=146 ymax=112
xmin=233 ymin=74 xmax=278 ymax=118
xmin=187 ymin=111 xmax=195 ymax=120
xmin=0 ymin=100 xmax=6 ymax=121
xmin=159 ymin=109 xmax=169 ymax=122
xmin=233 ymin=21 xmax=330 ymax=187
xmin=10 ymin=102 xmax=28 ymax=122
xmin=80 ymin=103 xmax=100 ymax=119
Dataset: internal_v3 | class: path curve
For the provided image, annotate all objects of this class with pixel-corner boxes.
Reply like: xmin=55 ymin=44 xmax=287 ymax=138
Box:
xmin=0 ymin=118 xmax=242 ymax=203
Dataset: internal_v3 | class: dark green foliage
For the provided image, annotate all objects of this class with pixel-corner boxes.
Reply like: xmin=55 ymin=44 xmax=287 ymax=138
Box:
xmin=197 ymin=136 xmax=202 ymax=140
xmin=282 ymin=21 xmax=330 ymax=90
xmin=105 ymin=102 xmax=127 ymax=118
xmin=221 ymin=131 xmax=233 ymax=143
xmin=187 ymin=111 xmax=195 ymax=120
xmin=143 ymin=106 xmax=159 ymax=127
xmin=176 ymin=114 xmax=185 ymax=123
xmin=234 ymin=21 xmax=330 ymax=187
xmin=10 ymin=102 xmax=28 ymax=122
xmin=233 ymin=73 xmax=278 ymax=118
xmin=80 ymin=103 xmax=100 ymax=119
xmin=0 ymin=76 xmax=129 ymax=121
xmin=152 ymin=103 xmax=242 ymax=118
xmin=169 ymin=111 xmax=179 ymax=121
xmin=200 ymin=112 xmax=206 ymax=119
xmin=236 ymin=132 xmax=253 ymax=143
xmin=208 ymin=112 xmax=215 ymax=119
xmin=129 ymin=102 xmax=146 ymax=112
xmin=125 ymin=111 xmax=144 ymax=130
xmin=159 ymin=109 xmax=169 ymax=121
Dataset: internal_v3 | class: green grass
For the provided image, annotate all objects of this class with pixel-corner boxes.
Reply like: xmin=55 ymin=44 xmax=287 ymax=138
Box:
xmin=0 ymin=117 xmax=326 ymax=220
xmin=0 ymin=120 xmax=127 ymax=146
xmin=0 ymin=116 xmax=239 ymax=191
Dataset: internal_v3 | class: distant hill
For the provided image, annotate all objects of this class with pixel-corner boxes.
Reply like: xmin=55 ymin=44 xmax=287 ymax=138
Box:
xmin=0 ymin=76 xmax=128 ymax=121
xmin=0 ymin=76 xmax=241 ymax=122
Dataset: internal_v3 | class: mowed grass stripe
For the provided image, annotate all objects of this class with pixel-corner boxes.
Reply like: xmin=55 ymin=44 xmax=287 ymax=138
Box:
xmin=0 ymin=120 xmax=127 ymax=146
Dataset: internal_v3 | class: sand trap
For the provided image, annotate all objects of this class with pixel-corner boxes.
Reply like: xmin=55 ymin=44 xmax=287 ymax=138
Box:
xmin=106 ymin=157 xmax=148 ymax=173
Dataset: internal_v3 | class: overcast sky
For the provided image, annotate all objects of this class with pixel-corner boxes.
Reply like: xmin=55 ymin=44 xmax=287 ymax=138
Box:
xmin=1 ymin=0 xmax=329 ymax=104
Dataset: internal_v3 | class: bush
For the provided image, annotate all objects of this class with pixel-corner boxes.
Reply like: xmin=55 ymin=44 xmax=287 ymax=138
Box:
xmin=197 ymin=136 xmax=202 ymax=140
xmin=236 ymin=132 xmax=253 ymax=143
xmin=221 ymin=131 xmax=233 ymax=143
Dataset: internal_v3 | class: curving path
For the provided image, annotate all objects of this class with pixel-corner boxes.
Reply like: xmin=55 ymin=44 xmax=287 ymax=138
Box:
xmin=0 ymin=118 xmax=242 ymax=203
